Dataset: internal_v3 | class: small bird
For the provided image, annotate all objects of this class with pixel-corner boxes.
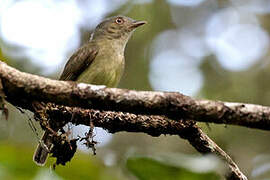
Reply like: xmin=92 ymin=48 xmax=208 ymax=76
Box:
xmin=33 ymin=15 xmax=146 ymax=166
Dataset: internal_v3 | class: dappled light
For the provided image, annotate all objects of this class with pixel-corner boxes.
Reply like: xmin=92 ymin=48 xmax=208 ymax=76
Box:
xmin=0 ymin=0 xmax=270 ymax=179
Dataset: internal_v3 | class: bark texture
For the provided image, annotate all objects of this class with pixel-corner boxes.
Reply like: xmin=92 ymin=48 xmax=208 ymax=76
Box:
xmin=0 ymin=61 xmax=269 ymax=131
xmin=0 ymin=61 xmax=253 ymax=179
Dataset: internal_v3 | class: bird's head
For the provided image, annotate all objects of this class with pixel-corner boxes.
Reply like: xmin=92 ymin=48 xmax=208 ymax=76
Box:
xmin=92 ymin=15 xmax=146 ymax=45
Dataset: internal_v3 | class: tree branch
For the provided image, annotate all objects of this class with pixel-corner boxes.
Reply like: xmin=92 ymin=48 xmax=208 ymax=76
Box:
xmin=0 ymin=61 xmax=250 ymax=179
xmin=0 ymin=61 xmax=269 ymax=131
xmin=45 ymin=105 xmax=247 ymax=179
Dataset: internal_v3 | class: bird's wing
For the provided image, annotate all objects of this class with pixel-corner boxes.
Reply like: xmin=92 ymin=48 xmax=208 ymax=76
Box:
xmin=59 ymin=43 xmax=99 ymax=81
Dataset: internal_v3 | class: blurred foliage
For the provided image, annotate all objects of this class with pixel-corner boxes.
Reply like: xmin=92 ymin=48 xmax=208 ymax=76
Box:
xmin=0 ymin=142 xmax=124 ymax=180
xmin=0 ymin=44 xmax=42 ymax=75
xmin=1 ymin=0 xmax=270 ymax=179
xmin=126 ymin=157 xmax=220 ymax=180
xmin=200 ymin=55 xmax=270 ymax=105
xmin=0 ymin=48 xmax=4 ymax=62
xmin=0 ymin=44 xmax=12 ymax=65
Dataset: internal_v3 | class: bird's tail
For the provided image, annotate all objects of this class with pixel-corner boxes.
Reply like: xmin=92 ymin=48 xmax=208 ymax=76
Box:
xmin=33 ymin=131 xmax=53 ymax=166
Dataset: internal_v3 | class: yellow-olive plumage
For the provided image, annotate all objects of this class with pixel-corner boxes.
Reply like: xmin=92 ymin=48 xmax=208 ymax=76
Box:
xmin=33 ymin=15 xmax=146 ymax=166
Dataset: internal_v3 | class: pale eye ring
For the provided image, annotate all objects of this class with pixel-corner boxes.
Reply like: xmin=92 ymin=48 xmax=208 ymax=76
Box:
xmin=115 ymin=18 xmax=124 ymax=24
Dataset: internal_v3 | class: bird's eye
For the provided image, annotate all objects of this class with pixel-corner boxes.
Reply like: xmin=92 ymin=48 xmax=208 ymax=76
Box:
xmin=115 ymin=18 xmax=124 ymax=24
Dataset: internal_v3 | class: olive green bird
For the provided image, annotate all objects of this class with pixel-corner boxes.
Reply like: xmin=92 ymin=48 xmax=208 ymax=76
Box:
xmin=33 ymin=15 xmax=146 ymax=166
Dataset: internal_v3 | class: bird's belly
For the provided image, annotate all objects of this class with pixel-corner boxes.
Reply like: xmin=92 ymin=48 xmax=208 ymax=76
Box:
xmin=77 ymin=62 xmax=123 ymax=88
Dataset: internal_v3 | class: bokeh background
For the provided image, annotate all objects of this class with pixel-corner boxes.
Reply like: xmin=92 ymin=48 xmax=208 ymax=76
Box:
xmin=1 ymin=0 xmax=270 ymax=179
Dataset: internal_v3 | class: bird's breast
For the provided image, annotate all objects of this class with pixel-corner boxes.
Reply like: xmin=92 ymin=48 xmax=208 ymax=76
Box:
xmin=77 ymin=50 xmax=125 ymax=88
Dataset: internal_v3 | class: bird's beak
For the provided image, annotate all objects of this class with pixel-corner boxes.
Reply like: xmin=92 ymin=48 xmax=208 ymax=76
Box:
xmin=129 ymin=20 xmax=147 ymax=29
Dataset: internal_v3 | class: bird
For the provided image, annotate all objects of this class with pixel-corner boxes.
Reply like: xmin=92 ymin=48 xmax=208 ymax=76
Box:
xmin=33 ymin=15 xmax=146 ymax=166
